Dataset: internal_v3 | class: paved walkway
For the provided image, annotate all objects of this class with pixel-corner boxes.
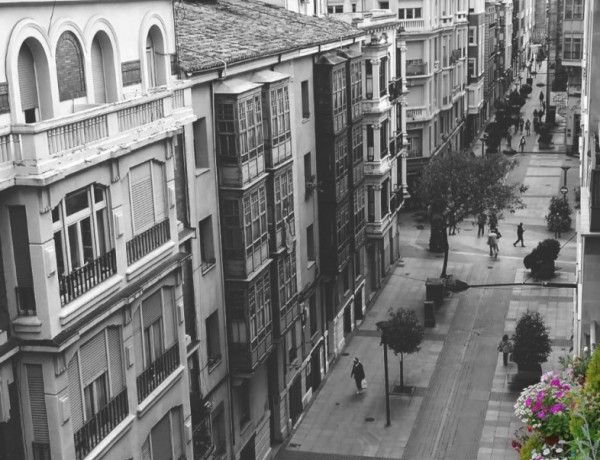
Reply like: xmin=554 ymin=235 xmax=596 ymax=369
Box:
xmin=276 ymin=61 xmax=578 ymax=460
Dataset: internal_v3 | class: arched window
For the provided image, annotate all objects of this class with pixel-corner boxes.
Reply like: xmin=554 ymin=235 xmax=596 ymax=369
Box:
xmin=145 ymin=26 xmax=167 ymax=89
xmin=18 ymin=42 xmax=39 ymax=123
xmin=56 ymin=31 xmax=86 ymax=101
xmin=90 ymin=31 xmax=118 ymax=104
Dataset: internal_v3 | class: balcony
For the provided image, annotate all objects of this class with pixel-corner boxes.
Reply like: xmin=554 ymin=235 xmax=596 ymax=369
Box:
xmin=278 ymin=298 xmax=300 ymax=337
xmin=398 ymin=18 xmax=425 ymax=31
xmin=74 ymin=389 xmax=129 ymax=460
xmin=354 ymin=222 xmax=366 ymax=249
xmin=15 ymin=286 xmax=36 ymax=316
xmin=388 ymin=79 xmax=403 ymax=102
xmin=126 ymin=219 xmax=170 ymax=265
xmin=406 ymin=61 xmax=427 ymax=76
xmin=406 ymin=106 xmax=428 ymax=121
xmin=137 ymin=342 xmax=180 ymax=403
xmin=59 ymin=249 xmax=117 ymax=305
xmin=229 ymin=325 xmax=272 ymax=372
xmin=0 ymin=86 xmax=191 ymax=189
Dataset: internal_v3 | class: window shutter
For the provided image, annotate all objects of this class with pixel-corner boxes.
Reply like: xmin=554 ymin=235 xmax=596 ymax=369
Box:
xmin=18 ymin=44 xmax=38 ymax=110
xmin=152 ymin=162 xmax=166 ymax=222
xmin=133 ymin=308 xmax=144 ymax=375
xmin=142 ymin=290 xmax=162 ymax=328
xmin=171 ymin=406 xmax=183 ymax=459
xmin=107 ymin=327 xmax=124 ymax=394
xmin=68 ymin=356 xmax=84 ymax=431
xmin=130 ymin=162 xmax=155 ymax=232
xmin=80 ymin=331 xmax=108 ymax=385
xmin=151 ymin=413 xmax=172 ymax=460
xmin=91 ymin=38 xmax=106 ymax=104
xmin=26 ymin=365 xmax=49 ymax=443
xmin=162 ymin=287 xmax=176 ymax=347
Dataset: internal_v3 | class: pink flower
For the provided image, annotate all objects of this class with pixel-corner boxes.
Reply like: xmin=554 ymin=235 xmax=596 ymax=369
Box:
xmin=556 ymin=391 xmax=564 ymax=398
xmin=551 ymin=378 xmax=561 ymax=387
xmin=525 ymin=398 xmax=533 ymax=407
xmin=537 ymin=409 xmax=546 ymax=419
xmin=532 ymin=401 xmax=542 ymax=412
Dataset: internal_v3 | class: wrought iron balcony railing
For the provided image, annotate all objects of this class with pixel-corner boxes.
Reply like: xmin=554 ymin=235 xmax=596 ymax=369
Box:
xmin=59 ymin=249 xmax=116 ymax=305
xmin=126 ymin=219 xmax=170 ymax=265
xmin=137 ymin=342 xmax=180 ymax=403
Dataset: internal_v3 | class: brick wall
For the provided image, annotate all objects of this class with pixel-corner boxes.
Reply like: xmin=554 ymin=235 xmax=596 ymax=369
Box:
xmin=56 ymin=32 xmax=87 ymax=101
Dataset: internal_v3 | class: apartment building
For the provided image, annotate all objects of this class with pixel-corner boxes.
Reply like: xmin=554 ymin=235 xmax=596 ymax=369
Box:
xmin=533 ymin=0 xmax=547 ymax=44
xmin=573 ymin=0 xmax=596 ymax=355
xmin=546 ymin=0 xmax=583 ymax=154
xmin=0 ymin=2 xmax=208 ymax=460
xmin=512 ymin=0 xmax=535 ymax=71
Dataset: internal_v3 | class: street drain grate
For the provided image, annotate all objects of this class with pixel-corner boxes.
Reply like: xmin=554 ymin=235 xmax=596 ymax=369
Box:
xmin=365 ymin=417 xmax=375 ymax=422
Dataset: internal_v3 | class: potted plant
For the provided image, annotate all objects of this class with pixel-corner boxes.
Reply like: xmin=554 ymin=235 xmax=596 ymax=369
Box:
xmin=511 ymin=311 xmax=552 ymax=384
xmin=545 ymin=196 xmax=573 ymax=235
xmin=523 ymin=239 xmax=561 ymax=280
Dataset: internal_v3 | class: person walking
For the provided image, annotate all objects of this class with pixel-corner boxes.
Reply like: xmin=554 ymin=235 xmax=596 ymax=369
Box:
xmin=553 ymin=213 xmax=562 ymax=239
xmin=497 ymin=334 xmax=513 ymax=366
xmin=525 ymin=119 xmax=531 ymax=135
xmin=487 ymin=229 xmax=499 ymax=258
xmin=539 ymin=90 xmax=545 ymax=106
xmin=350 ymin=357 xmax=366 ymax=394
xmin=477 ymin=213 xmax=487 ymax=238
xmin=519 ymin=118 xmax=524 ymax=133
xmin=513 ymin=222 xmax=525 ymax=247
xmin=519 ymin=135 xmax=526 ymax=153
xmin=506 ymin=132 xmax=512 ymax=149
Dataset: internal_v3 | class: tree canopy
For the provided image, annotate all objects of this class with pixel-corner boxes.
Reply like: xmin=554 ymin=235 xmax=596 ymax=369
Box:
xmin=418 ymin=150 xmax=527 ymax=276
xmin=383 ymin=308 xmax=425 ymax=356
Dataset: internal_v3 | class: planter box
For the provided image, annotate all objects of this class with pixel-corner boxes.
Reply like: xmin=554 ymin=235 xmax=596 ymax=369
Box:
xmin=425 ymin=278 xmax=446 ymax=307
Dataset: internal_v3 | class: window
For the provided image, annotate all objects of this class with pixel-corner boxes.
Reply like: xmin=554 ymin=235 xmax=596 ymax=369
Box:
xmin=468 ymin=58 xmax=476 ymax=78
xmin=352 ymin=125 xmax=363 ymax=180
xmin=352 ymin=3 xmax=357 ymax=12
xmin=367 ymin=125 xmax=374 ymax=160
xmin=145 ymin=27 xmax=167 ymax=89
xmin=239 ymin=94 xmax=264 ymax=164
xmin=332 ymin=67 xmax=347 ymax=132
xmin=380 ymin=120 xmax=389 ymax=158
xmin=309 ymin=293 xmax=318 ymax=335
xmin=206 ymin=311 xmax=221 ymax=368
xmin=301 ymin=80 xmax=310 ymax=119
xmin=379 ymin=1 xmax=389 ymax=9
xmin=269 ymin=85 xmax=291 ymax=147
xmin=398 ymin=7 xmax=422 ymax=19
xmin=91 ymin=33 xmax=117 ymax=104
xmin=366 ymin=60 xmax=373 ymax=99
xmin=306 ymin=224 xmax=315 ymax=262
xmin=56 ymin=32 xmax=86 ymax=101
xmin=18 ymin=42 xmax=40 ymax=122
xmin=84 ymin=373 xmax=108 ymax=421
xmin=350 ymin=61 xmax=363 ymax=118
xmin=135 ymin=287 xmax=177 ymax=371
xmin=278 ymin=249 xmax=297 ymax=307
xmin=142 ymin=407 xmax=183 ymax=460
xmin=9 ymin=206 xmax=35 ymax=315
xmin=304 ymin=152 xmax=313 ymax=195
xmin=564 ymin=35 xmax=583 ymax=60
xmin=343 ymin=266 xmax=350 ymax=293
xmin=273 ymin=168 xmax=295 ymax=248
xmin=381 ymin=179 xmax=390 ymax=217
xmin=193 ymin=117 xmax=209 ymax=168
xmin=367 ymin=186 xmax=375 ymax=222
xmin=286 ymin=327 xmax=297 ymax=364
xmin=327 ymin=5 xmax=343 ymax=13
xmin=334 ymin=137 xmax=349 ymax=199
xmin=336 ymin=201 xmax=350 ymax=247
xmin=129 ymin=161 xmax=167 ymax=234
xmin=231 ymin=271 xmax=272 ymax=345
xmin=173 ymin=133 xmax=189 ymax=227
xmin=355 ymin=251 xmax=361 ymax=277
xmin=379 ymin=57 xmax=388 ymax=97
xmin=243 ymin=186 xmax=269 ymax=271
xmin=565 ymin=0 xmax=583 ymax=19
xmin=468 ymin=28 xmax=476 ymax=45
xmin=238 ymin=381 xmax=251 ymax=428
xmin=199 ymin=216 xmax=215 ymax=271
xmin=354 ymin=186 xmax=365 ymax=236
xmin=52 ymin=185 xmax=111 ymax=278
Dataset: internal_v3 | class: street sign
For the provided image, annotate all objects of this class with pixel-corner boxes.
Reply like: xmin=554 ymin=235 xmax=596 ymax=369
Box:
xmin=560 ymin=186 xmax=568 ymax=194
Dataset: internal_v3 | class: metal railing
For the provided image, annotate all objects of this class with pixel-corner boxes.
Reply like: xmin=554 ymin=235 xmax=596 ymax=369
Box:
xmin=59 ymin=249 xmax=116 ymax=305
xmin=118 ymin=99 xmax=164 ymax=132
xmin=126 ymin=219 xmax=170 ymax=265
xmin=73 ymin=389 xmax=128 ymax=460
xmin=47 ymin=115 xmax=109 ymax=155
xmin=137 ymin=342 xmax=180 ymax=403
xmin=406 ymin=62 xmax=427 ymax=76
xmin=15 ymin=286 xmax=36 ymax=316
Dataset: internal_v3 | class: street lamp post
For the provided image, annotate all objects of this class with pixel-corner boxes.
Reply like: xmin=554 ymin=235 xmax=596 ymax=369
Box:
xmin=561 ymin=166 xmax=571 ymax=202
xmin=376 ymin=320 xmax=392 ymax=427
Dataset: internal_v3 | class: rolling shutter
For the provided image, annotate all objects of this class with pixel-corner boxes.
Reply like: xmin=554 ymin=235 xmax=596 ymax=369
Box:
xmin=9 ymin=206 xmax=33 ymax=288
xmin=162 ymin=287 xmax=175 ymax=347
xmin=91 ymin=38 xmax=106 ymax=104
xmin=107 ymin=327 xmax=124 ymax=394
xmin=151 ymin=413 xmax=172 ymax=460
xmin=152 ymin=162 xmax=166 ymax=222
xmin=142 ymin=290 xmax=162 ymax=328
xmin=130 ymin=162 xmax=155 ymax=232
xmin=18 ymin=44 xmax=38 ymax=110
xmin=67 ymin=356 xmax=84 ymax=431
xmin=80 ymin=331 xmax=108 ymax=385
xmin=26 ymin=365 xmax=49 ymax=443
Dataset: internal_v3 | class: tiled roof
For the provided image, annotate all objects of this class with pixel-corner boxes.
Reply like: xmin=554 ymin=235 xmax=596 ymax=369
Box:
xmin=175 ymin=0 xmax=364 ymax=74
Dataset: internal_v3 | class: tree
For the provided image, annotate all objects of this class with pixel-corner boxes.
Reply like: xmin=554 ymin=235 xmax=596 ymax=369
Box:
xmin=511 ymin=311 xmax=551 ymax=368
xmin=545 ymin=196 xmax=572 ymax=232
xmin=523 ymin=238 xmax=561 ymax=280
xmin=383 ymin=308 xmax=425 ymax=392
xmin=418 ymin=151 xmax=526 ymax=277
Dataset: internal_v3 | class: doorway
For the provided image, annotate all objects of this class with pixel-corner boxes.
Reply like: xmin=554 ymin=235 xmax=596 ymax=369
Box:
xmin=343 ymin=303 xmax=352 ymax=336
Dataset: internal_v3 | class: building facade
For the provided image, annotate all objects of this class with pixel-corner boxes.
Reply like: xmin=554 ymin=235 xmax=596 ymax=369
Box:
xmin=0 ymin=2 xmax=207 ymax=460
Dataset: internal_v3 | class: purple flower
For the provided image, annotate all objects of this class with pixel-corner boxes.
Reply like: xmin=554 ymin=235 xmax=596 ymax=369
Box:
xmin=556 ymin=391 xmax=564 ymax=398
xmin=537 ymin=409 xmax=546 ymax=419
xmin=549 ymin=404 xmax=564 ymax=414
xmin=551 ymin=378 xmax=561 ymax=386
xmin=526 ymin=398 xmax=533 ymax=407
xmin=532 ymin=401 xmax=542 ymax=412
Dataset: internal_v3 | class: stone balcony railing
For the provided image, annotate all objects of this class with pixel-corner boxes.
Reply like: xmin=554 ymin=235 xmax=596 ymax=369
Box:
xmin=0 ymin=85 xmax=191 ymax=188
xmin=406 ymin=106 xmax=429 ymax=121
xmin=398 ymin=18 xmax=425 ymax=31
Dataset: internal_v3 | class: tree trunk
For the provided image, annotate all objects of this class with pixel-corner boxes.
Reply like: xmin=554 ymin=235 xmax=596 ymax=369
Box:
xmin=400 ymin=352 xmax=404 ymax=391
xmin=429 ymin=213 xmax=446 ymax=253
xmin=441 ymin=228 xmax=450 ymax=278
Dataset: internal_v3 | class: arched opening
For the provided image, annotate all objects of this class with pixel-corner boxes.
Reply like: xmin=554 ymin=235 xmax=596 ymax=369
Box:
xmin=91 ymin=32 xmax=117 ymax=103
xmin=17 ymin=38 xmax=53 ymax=122
xmin=56 ymin=31 xmax=86 ymax=101
xmin=145 ymin=26 xmax=167 ymax=89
